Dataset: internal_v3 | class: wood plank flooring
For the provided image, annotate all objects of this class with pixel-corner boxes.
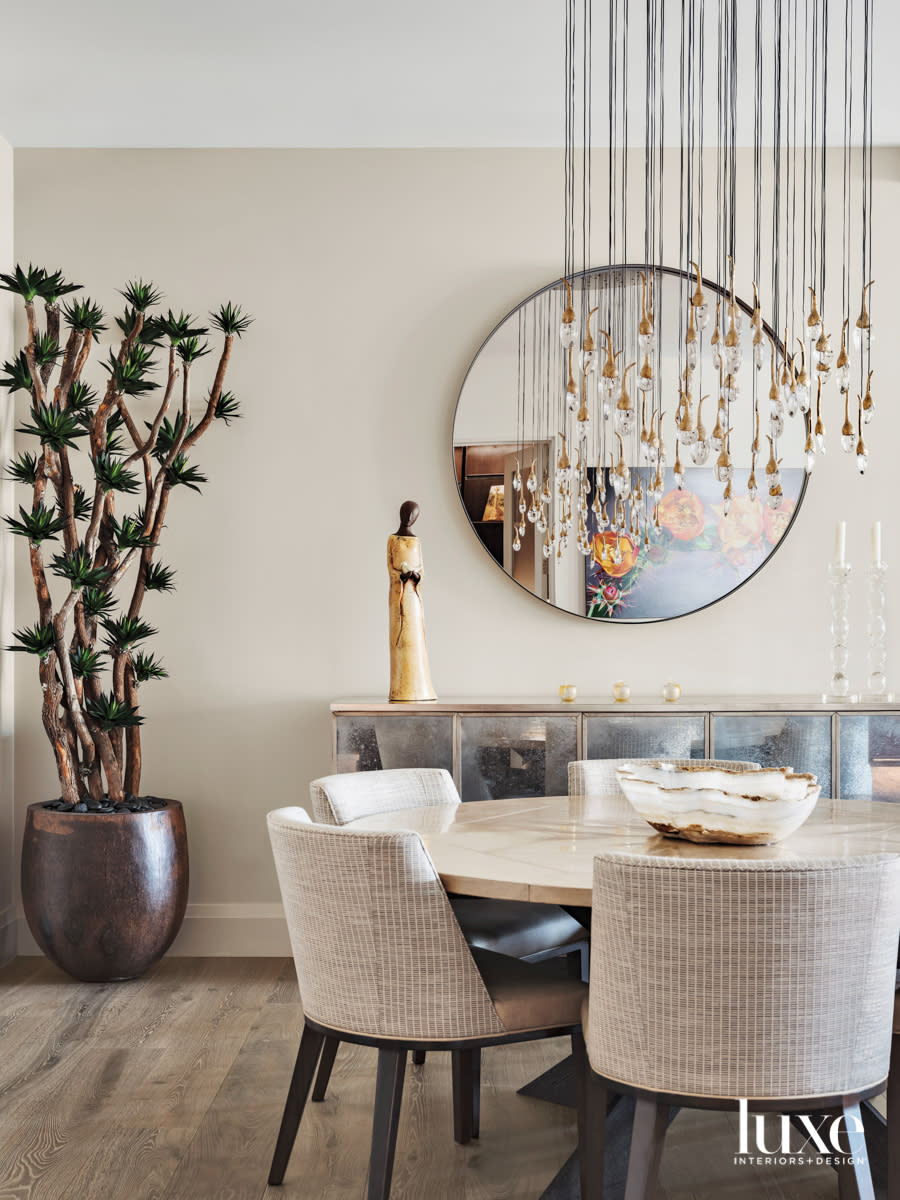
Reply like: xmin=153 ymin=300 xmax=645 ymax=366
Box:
xmin=0 ymin=957 xmax=854 ymax=1199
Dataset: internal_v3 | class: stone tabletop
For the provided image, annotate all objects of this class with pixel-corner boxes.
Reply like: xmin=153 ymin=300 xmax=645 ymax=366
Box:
xmin=345 ymin=794 xmax=900 ymax=906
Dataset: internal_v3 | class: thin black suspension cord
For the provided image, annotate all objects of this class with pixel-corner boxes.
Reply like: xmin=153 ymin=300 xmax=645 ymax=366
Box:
xmin=772 ymin=0 xmax=782 ymax=342
xmin=820 ymin=0 xmax=828 ymax=313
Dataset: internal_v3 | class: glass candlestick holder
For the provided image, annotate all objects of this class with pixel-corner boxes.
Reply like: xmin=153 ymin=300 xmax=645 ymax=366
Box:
xmin=822 ymin=562 xmax=859 ymax=703
xmin=863 ymin=562 xmax=894 ymax=701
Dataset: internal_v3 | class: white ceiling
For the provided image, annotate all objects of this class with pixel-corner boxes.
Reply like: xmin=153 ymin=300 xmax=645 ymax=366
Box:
xmin=0 ymin=0 xmax=897 ymax=148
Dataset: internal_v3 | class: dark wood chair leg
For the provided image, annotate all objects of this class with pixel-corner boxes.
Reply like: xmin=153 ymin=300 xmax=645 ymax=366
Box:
xmin=268 ymin=1022 xmax=325 ymax=1185
xmin=411 ymin=1049 xmax=426 ymax=1065
xmin=624 ymin=1096 xmax=669 ymax=1200
xmin=889 ymin=1018 xmax=898 ymax=1200
xmin=575 ymin=1038 xmax=607 ymax=1200
xmin=451 ymin=1048 xmax=479 ymax=1144
xmin=311 ymin=1034 xmax=340 ymax=1102
xmin=471 ymin=1048 xmax=481 ymax=1139
xmin=835 ymin=1102 xmax=876 ymax=1200
xmin=368 ymin=1045 xmax=407 ymax=1200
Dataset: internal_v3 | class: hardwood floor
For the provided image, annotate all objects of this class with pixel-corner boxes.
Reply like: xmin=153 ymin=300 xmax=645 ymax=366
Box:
xmin=0 ymin=957 xmax=852 ymax=1199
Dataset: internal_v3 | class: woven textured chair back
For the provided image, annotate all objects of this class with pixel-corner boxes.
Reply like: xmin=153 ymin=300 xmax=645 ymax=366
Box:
xmin=568 ymin=758 xmax=759 ymax=801
xmin=267 ymin=807 xmax=504 ymax=1040
xmin=309 ymin=767 xmax=459 ymax=825
xmin=587 ymin=851 xmax=900 ymax=1099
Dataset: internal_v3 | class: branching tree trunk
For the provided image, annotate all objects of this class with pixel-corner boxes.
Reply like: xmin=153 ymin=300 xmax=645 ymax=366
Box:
xmin=2 ymin=266 xmax=250 ymax=807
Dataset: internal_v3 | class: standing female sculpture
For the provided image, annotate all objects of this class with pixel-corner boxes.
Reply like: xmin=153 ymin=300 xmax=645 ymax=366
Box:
xmin=387 ymin=501 xmax=437 ymax=702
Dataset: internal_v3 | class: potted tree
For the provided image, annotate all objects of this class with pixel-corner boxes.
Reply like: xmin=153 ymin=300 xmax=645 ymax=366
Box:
xmin=2 ymin=264 xmax=250 ymax=981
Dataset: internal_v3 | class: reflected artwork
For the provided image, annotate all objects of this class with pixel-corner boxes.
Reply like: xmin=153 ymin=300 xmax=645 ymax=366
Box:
xmin=585 ymin=468 xmax=803 ymax=620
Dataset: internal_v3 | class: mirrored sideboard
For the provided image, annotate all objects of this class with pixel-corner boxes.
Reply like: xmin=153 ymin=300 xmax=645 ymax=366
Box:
xmin=331 ymin=698 xmax=900 ymax=803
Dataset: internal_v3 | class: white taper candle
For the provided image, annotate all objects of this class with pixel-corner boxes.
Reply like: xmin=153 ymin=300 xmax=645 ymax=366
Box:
xmin=873 ymin=521 xmax=883 ymax=568
xmin=836 ymin=521 xmax=847 ymax=567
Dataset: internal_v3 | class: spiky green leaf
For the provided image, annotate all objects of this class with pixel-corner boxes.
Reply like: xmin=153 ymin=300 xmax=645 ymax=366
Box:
xmin=70 ymin=646 xmax=105 ymax=679
xmin=148 ymin=413 xmax=191 ymax=461
xmin=4 ymin=503 xmax=67 ymax=544
xmin=115 ymin=307 xmax=166 ymax=347
xmin=157 ymin=310 xmax=209 ymax=344
xmin=81 ymin=587 xmax=117 ymax=619
xmin=118 ymin=280 xmax=162 ymax=312
xmin=32 ymin=333 xmax=61 ymax=368
xmin=132 ymin=651 xmax=168 ymax=683
xmin=85 ymin=692 xmax=144 ymax=730
xmin=144 ymin=561 xmax=176 ymax=592
xmin=101 ymin=347 xmax=158 ymax=397
xmin=210 ymin=302 xmax=252 ymax=338
xmin=6 ymin=451 xmax=39 ymax=485
xmin=176 ymin=336 xmax=211 ymax=364
xmin=92 ymin=452 xmax=140 ymax=494
xmin=72 ymin=486 xmax=92 ymax=521
xmin=50 ymin=546 xmax=112 ymax=589
xmin=36 ymin=269 xmax=81 ymax=305
xmin=68 ymin=380 xmax=98 ymax=411
xmin=213 ymin=391 xmax=242 ymax=424
xmin=62 ymin=298 xmax=106 ymax=338
xmin=108 ymin=515 xmax=155 ymax=549
xmin=7 ymin=622 xmax=55 ymax=659
xmin=102 ymin=615 xmax=157 ymax=651
xmin=0 ymin=264 xmax=47 ymax=303
xmin=0 ymin=351 xmax=33 ymax=393
xmin=166 ymin=453 xmax=206 ymax=493
xmin=17 ymin=403 xmax=88 ymax=450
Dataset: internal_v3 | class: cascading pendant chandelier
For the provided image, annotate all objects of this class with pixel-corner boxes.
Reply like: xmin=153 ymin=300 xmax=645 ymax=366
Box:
xmin=510 ymin=0 xmax=875 ymax=579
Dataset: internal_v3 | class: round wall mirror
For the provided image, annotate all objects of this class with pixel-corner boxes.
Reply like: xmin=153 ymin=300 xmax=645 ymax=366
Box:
xmin=453 ymin=265 xmax=809 ymax=623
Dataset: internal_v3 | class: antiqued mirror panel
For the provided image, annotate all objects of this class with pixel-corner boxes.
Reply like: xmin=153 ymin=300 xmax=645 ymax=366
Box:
xmin=712 ymin=714 xmax=832 ymax=796
xmin=839 ymin=714 xmax=900 ymax=801
xmin=459 ymin=714 xmax=578 ymax=802
xmin=584 ymin=714 xmax=706 ymax=761
xmin=335 ymin=715 xmax=454 ymax=775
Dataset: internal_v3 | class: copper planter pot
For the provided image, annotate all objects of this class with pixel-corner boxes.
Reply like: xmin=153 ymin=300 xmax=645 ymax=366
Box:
xmin=21 ymin=799 xmax=189 ymax=982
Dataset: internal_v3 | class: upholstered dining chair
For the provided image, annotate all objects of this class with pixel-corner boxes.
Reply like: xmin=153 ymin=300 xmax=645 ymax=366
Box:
xmin=267 ymin=808 xmax=587 ymax=1199
xmin=576 ymin=851 xmax=900 ymax=1200
xmin=308 ymin=768 xmax=588 ymax=1087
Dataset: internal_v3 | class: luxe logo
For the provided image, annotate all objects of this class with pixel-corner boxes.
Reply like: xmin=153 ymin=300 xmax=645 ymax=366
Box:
xmin=734 ymin=1099 xmax=866 ymax=1167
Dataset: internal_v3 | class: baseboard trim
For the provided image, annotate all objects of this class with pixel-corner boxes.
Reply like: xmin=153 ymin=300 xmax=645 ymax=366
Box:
xmin=15 ymin=901 xmax=291 ymax=958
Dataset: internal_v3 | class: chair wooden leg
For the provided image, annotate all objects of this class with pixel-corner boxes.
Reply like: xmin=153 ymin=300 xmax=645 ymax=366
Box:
xmin=624 ymin=1096 xmax=669 ymax=1200
xmin=367 ymin=1046 xmax=407 ymax=1200
xmin=835 ymin=1101 xmax=875 ymax=1200
xmin=311 ymin=1034 xmax=340 ymax=1102
xmin=451 ymin=1048 xmax=480 ymax=1144
xmin=889 ymin=1021 xmax=898 ymax=1200
xmin=471 ymin=1048 xmax=481 ymax=1139
xmin=575 ymin=1038 xmax=607 ymax=1200
xmin=411 ymin=1049 xmax=426 ymax=1065
xmin=268 ymin=1022 xmax=325 ymax=1185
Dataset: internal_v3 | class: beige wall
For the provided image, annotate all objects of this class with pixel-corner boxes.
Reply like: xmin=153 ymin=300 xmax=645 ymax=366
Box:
xmin=11 ymin=148 xmax=900 ymax=954
xmin=0 ymin=135 xmax=13 ymax=963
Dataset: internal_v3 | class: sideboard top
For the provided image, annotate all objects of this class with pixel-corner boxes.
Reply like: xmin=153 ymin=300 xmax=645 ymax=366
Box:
xmin=331 ymin=696 xmax=900 ymax=715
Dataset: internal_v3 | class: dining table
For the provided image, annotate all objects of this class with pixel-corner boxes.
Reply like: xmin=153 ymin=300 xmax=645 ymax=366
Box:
xmin=346 ymin=791 xmax=900 ymax=1199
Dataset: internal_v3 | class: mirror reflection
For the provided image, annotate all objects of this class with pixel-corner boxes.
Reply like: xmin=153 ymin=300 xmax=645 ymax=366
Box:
xmin=453 ymin=267 xmax=808 ymax=622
